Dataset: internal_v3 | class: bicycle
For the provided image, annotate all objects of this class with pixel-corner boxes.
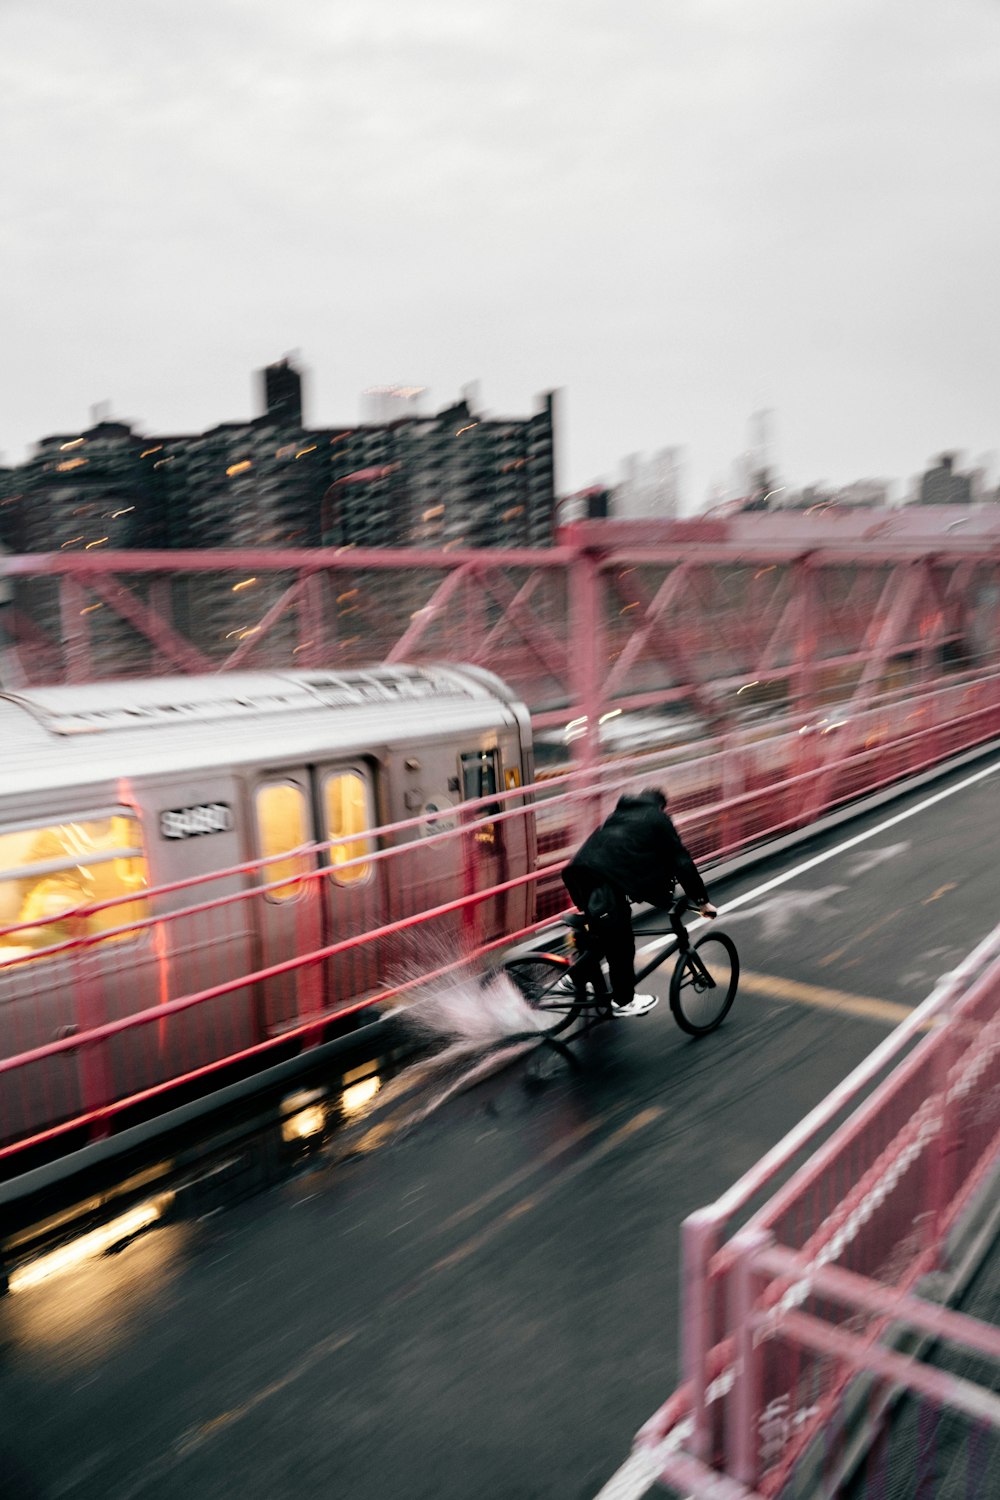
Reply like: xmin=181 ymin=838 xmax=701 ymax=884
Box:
xmin=500 ymin=895 xmax=739 ymax=1040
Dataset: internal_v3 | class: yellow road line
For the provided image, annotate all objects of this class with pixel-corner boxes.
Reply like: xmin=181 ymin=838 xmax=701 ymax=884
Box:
xmin=817 ymin=907 xmax=905 ymax=968
xmin=740 ymin=969 xmax=913 ymax=1026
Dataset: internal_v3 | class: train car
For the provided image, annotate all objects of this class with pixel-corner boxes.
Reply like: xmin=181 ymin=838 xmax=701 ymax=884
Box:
xmin=0 ymin=664 xmax=535 ymax=1143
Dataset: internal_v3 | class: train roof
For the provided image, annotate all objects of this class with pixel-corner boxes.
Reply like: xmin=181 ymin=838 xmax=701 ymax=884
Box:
xmin=0 ymin=664 xmax=527 ymax=797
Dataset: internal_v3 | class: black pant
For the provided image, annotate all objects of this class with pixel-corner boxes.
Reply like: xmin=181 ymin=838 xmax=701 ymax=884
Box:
xmin=563 ymin=871 xmax=635 ymax=1005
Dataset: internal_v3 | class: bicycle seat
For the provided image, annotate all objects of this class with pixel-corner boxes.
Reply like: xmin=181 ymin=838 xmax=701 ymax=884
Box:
xmin=561 ymin=912 xmax=589 ymax=933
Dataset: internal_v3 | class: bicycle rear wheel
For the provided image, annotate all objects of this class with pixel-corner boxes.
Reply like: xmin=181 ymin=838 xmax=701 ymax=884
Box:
xmin=502 ymin=954 xmax=581 ymax=1036
xmin=669 ymin=932 xmax=739 ymax=1037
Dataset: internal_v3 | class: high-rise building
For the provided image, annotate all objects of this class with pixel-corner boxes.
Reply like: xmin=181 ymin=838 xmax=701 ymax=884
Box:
xmin=0 ymin=420 xmax=174 ymax=675
xmin=614 ymin=447 xmax=681 ymax=521
xmin=0 ymin=465 xmax=20 ymax=552
xmin=321 ymin=390 xmax=557 ymax=550
xmin=918 ymin=453 xmax=973 ymax=507
xmin=3 ymin=360 xmax=557 ymax=554
xmin=1 ymin=360 xmax=558 ymax=667
xmin=262 ymin=358 xmax=303 ymax=427
xmin=4 ymin=420 xmax=170 ymax=554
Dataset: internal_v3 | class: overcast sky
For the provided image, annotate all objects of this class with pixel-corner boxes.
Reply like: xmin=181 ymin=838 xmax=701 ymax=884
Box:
xmin=3 ymin=0 xmax=999 ymax=511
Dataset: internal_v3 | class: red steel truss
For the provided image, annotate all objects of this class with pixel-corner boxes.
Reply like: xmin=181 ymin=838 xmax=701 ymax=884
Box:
xmin=2 ymin=510 xmax=1000 ymax=777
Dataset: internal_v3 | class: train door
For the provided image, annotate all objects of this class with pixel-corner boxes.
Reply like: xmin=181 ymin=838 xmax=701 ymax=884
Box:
xmin=252 ymin=771 xmax=323 ymax=1036
xmin=313 ymin=762 xmax=382 ymax=1008
xmin=252 ymin=764 xmax=381 ymax=1036
xmin=458 ymin=747 xmax=509 ymax=944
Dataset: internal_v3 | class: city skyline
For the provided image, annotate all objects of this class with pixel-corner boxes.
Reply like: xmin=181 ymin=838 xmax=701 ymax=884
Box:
xmin=3 ymin=3 xmax=1000 ymax=512
xmin=3 ymin=361 xmax=991 ymax=518
xmin=0 ymin=362 xmax=555 ymax=538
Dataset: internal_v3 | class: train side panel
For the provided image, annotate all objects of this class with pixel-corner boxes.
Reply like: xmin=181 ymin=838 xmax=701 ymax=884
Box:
xmin=0 ymin=665 xmax=537 ymax=1146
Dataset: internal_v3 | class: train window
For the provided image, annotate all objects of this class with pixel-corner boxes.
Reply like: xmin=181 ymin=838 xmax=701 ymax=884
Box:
xmin=255 ymin=783 xmax=311 ymax=902
xmin=460 ymin=749 xmax=500 ymax=803
xmin=0 ymin=812 xmax=149 ymax=959
xmin=460 ymin=749 xmax=501 ymax=846
xmin=322 ymin=770 xmax=374 ymax=884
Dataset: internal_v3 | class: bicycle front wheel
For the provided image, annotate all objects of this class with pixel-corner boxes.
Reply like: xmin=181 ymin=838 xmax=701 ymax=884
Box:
xmin=669 ymin=932 xmax=739 ymax=1037
xmin=502 ymin=954 xmax=581 ymax=1036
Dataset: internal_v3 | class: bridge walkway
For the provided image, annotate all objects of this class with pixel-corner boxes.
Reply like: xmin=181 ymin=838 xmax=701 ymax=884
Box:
xmin=1 ymin=750 xmax=999 ymax=1499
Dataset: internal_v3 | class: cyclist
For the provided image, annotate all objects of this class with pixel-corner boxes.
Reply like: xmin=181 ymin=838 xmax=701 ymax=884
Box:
xmin=562 ymin=787 xmax=717 ymax=1016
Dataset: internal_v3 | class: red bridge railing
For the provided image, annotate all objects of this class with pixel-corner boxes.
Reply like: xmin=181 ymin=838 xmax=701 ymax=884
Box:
xmin=1 ymin=667 xmax=999 ymax=1169
xmin=613 ymin=923 xmax=1000 ymax=1500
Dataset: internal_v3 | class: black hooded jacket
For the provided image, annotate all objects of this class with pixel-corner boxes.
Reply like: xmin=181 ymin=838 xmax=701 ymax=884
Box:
xmin=563 ymin=793 xmax=709 ymax=909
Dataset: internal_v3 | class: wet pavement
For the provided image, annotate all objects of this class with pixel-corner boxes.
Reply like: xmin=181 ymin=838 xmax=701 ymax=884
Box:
xmin=2 ymin=750 xmax=1000 ymax=1499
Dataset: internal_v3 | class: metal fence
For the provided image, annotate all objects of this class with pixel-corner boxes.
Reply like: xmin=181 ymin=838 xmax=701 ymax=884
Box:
xmin=2 ymin=667 xmax=1000 ymax=1168
xmin=617 ymin=925 xmax=1000 ymax=1500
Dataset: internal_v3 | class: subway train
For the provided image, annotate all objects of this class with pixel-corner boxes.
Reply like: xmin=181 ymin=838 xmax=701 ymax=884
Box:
xmin=0 ymin=664 xmax=537 ymax=1145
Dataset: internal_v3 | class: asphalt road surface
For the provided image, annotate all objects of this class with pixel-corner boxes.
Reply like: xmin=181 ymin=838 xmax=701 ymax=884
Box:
xmin=3 ymin=751 xmax=1000 ymax=1500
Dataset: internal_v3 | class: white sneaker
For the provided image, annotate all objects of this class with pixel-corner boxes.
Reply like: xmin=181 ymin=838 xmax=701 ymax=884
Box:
xmin=554 ymin=974 xmax=577 ymax=996
xmin=610 ymin=994 xmax=659 ymax=1018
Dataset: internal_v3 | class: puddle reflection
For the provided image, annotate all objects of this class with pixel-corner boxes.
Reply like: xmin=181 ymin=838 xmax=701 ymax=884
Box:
xmin=2 ymin=1052 xmax=399 ymax=1309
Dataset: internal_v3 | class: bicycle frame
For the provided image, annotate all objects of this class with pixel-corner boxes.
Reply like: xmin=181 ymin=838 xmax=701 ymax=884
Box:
xmin=566 ymin=901 xmax=696 ymax=1010
xmin=501 ymin=897 xmax=736 ymax=1045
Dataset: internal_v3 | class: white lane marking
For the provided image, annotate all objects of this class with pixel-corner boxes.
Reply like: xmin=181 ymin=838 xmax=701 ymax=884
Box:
xmin=845 ymin=840 xmax=911 ymax=877
xmin=717 ymin=885 xmax=845 ymax=941
xmin=637 ymin=756 xmax=1000 ymax=958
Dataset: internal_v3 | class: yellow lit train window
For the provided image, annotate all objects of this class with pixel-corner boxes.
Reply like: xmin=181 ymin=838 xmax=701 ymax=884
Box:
xmin=322 ymin=770 xmax=374 ymax=884
xmin=255 ymin=783 xmax=311 ymax=902
xmin=0 ymin=812 xmax=149 ymax=959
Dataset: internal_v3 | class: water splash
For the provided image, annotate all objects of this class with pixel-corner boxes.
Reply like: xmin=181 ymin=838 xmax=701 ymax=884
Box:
xmin=322 ymin=944 xmax=562 ymax=1156
xmin=359 ymin=953 xmax=557 ymax=1133
xmin=398 ymin=963 xmax=549 ymax=1046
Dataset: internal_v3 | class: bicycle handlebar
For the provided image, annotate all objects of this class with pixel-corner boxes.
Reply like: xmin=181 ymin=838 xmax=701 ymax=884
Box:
xmin=634 ymin=893 xmax=712 ymax=916
xmin=561 ymin=893 xmax=714 ymax=935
